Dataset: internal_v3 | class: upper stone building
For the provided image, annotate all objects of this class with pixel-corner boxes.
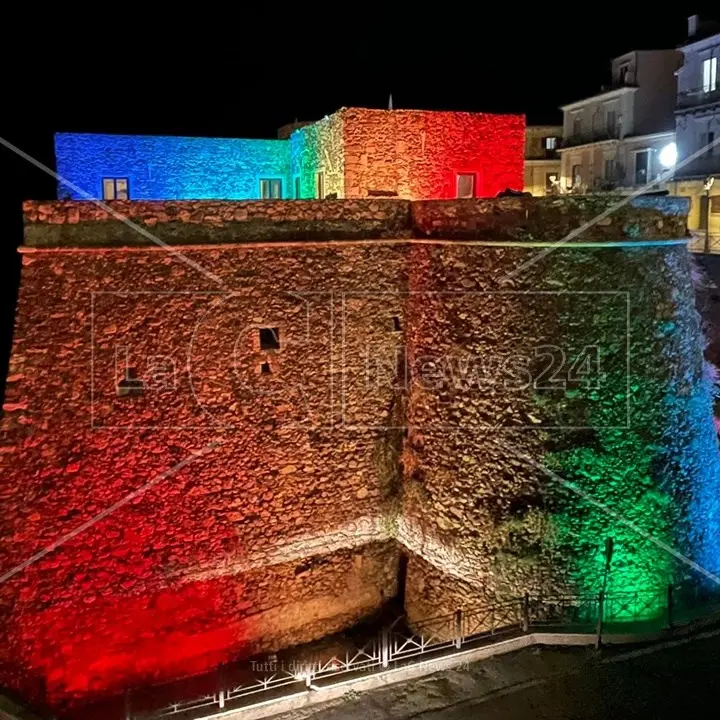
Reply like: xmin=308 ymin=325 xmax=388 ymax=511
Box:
xmin=55 ymin=107 xmax=525 ymax=202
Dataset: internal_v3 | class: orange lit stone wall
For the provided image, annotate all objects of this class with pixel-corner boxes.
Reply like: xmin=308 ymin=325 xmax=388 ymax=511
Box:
xmin=340 ymin=107 xmax=525 ymax=199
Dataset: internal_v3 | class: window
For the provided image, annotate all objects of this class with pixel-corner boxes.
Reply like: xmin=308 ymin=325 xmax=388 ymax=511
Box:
xmin=606 ymin=110 xmax=617 ymax=137
xmin=316 ymin=172 xmax=325 ymax=199
xmin=604 ymin=158 xmax=616 ymax=180
xmin=456 ymin=173 xmax=476 ymax=199
xmin=259 ymin=327 xmax=280 ymax=351
xmin=635 ymin=150 xmax=650 ymax=185
xmin=103 ymin=177 xmax=129 ymax=200
xmin=573 ymin=115 xmax=583 ymax=138
xmin=545 ymin=173 xmax=558 ymax=192
xmin=703 ymin=57 xmax=718 ymax=93
xmin=544 ymin=137 xmax=557 ymax=150
xmin=259 ymin=178 xmax=282 ymax=199
xmin=117 ymin=367 xmax=144 ymax=397
xmin=294 ymin=177 xmax=301 ymax=199
xmin=571 ymin=164 xmax=582 ymax=187
xmin=711 ymin=196 xmax=720 ymax=214
xmin=260 ymin=361 xmax=272 ymax=375
xmin=701 ymin=131 xmax=717 ymax=156
xmin=618 ymin=65 xmax=630 ymax=85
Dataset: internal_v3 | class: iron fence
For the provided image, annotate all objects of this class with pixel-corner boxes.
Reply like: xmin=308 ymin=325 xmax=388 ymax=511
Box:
xmin=129 ymin=584 xmax=720 ymax=719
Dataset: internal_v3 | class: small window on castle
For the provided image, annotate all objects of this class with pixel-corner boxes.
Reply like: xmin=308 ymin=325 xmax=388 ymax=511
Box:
xmin=117 ymin=367 xmax=144 ymax=397
xmin=259 ymin=327 xmax=280 ymax=351
xmin=544 ymin=137 xmax=557 ymax=150
xmin=260 ymin=179 xmax=282 ymax=199
xmin=316 ymin=171 xmax=325 ymax=199
xmin=456 ymin=173 xmax=475 ymax=199
xmin=260 ymin=361 xmax=272 ymax=374
xmin=103 ymin=177 xmax=129 ymax=200
xmin=294 ymin=176 xmax=301 ymax=199
xmin=392 ymin=316 xmax=402 ymax=332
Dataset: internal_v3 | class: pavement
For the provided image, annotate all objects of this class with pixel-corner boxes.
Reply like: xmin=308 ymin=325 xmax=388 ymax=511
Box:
xmin=270 ymin=629 xmax=720 ymax=719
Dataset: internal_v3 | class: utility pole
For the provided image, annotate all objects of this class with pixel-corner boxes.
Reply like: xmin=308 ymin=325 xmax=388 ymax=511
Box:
xmin=596 ymin=537 xmax=614 ymax=648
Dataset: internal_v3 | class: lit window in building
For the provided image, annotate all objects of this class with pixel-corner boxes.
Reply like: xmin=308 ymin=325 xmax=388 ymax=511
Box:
xmin=545 ymin=173 xmax=558 ymax=193
xmin=103 ymin=178 xmax=129 ymax=200
xmin=703 ymin=57 xmax=718 ymax=93
xmin=260 ymin=179 xmax=282 ymax=199
xmin=456 ymin=173 xmax=476 ymax=199
xmin=316 ymin=172 xmax=325 ymax=199
xmin=544 ymin=137 xmax=557 ymax=150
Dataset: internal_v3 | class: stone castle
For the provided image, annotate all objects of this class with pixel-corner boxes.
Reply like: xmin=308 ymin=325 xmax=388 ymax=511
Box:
xmin=1 ymin=108 xmax=719 ymax=711
xmin=2 ymin=195 xmax=720 ymax=710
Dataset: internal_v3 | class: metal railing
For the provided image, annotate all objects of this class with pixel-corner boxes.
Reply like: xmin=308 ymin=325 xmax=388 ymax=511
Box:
xmin=673 ymin=155 xmax=720 ymax=180
xmin=562 ymin=129 xmax=622 ymax=148
xmin=677 ymin=86 xmax=720 ymax=110
xmin=127 ymin=584 xmax=720 ymax=719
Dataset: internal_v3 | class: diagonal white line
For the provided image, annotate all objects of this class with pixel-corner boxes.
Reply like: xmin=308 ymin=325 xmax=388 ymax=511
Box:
xmin=0 ymin=441 xmax=221 ymax=585
xmin=0 ymin=135 xmax=225 ymax=286
xmin=503 ymin=134 xmax=720 ymax=281
xmin=494 ymin=439 xmax=720 ymax=586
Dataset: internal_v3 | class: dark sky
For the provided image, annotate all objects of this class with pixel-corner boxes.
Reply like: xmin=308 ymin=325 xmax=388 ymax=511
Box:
xmin=0 ymin=9 xmax=717 ymax=392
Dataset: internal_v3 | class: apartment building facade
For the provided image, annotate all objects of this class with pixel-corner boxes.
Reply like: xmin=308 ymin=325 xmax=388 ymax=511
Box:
xmin=524 ymin=125 xmax=562 ymax=195
xmin=670 ymin=17 xmax=720 ymax=248
xmin=559 ymin=50 xmax=681 ymax=193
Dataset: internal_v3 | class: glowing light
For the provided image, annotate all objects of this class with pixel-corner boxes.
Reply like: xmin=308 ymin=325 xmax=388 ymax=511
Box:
xmin=659 ymin=143 xmax=677 ymax=168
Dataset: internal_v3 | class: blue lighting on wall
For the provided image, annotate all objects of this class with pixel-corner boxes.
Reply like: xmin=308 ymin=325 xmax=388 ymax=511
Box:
xmin=55 ymin=133 xmax=292 ymax=200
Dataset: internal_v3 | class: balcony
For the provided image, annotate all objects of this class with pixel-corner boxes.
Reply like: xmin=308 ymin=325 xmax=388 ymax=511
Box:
xmin=562 ymin=129 xmax=621 ymax=148
xmin=677 ymin=86 xmax=720 ymax=110
xmin=674 ymin=154 xmax=720 ymax=179
xmin=526 ymin=149 xmax=560 ymax=161
xmin=599 ymin=75 xmax=638 ymax=93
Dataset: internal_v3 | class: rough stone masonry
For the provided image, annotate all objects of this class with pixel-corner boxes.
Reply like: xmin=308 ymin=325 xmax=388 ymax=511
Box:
xmin=1 ymin=196 xmax=719 ymax=709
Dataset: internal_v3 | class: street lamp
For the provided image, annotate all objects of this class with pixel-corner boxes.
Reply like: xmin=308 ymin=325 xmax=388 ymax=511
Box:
xmin=659 ymin=142 xmax=678 ymax=169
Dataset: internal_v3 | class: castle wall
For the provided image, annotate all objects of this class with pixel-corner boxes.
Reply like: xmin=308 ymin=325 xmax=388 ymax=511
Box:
xmin=402 ymin=239 xmax=720 ymax=625
xmin=2 ymin=196 xmax=718 ymax=709
xmin=1 ymin=220 xmax=407 ymax=702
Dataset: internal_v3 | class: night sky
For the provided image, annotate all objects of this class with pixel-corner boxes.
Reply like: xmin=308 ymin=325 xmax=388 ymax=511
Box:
xmin=0 ymin=9 xmax=717 ymax=393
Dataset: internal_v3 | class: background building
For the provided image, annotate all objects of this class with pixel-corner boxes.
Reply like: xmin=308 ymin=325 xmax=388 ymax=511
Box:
xmin=55 ymin=108 xmax=524 ymax=202
xmin=559 ymin=50 xmax=681 ymax=192
xmin=524 ymin=125 xmax=562 ymax=195
xmin=671 ymin=16 xmax=720 ymax=250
